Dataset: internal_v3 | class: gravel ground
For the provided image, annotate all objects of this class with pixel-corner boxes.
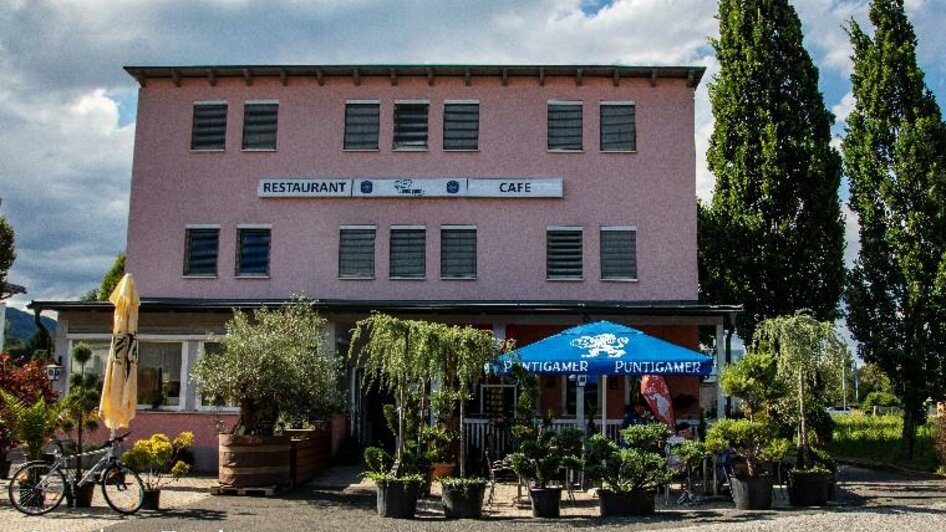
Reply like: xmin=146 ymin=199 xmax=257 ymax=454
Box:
xmin=1 ymin=465 xmax=944 ymax=532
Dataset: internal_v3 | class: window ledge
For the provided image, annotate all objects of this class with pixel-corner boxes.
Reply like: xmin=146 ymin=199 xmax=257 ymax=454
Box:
xmin=190 ymin=149 xmax=225 ymax=153
xmin=339 ymin=276 xmax=375 ymax=280
xmin=441 ymin=276 xmax=478 ymax=281
xmin=443 ymin=149 xmax=479 ymax=153
xmin=601 ymin=150 xmax=638 ymax=154
xmin=235 ymin=274 xmax=271 ymax=279
xmin=182 ymin=274 xmax=217 ymax=279
xmin=601 ymin=278 xmax=639 ymax=283
xmin=388 ymin=276 xmax=426 ymax=281
xmin=546 ymin=277 xmax=584 ymax=282
xmin=392 ymin=147 xmax=429 ymax=152
xmin=241 ymin=148 xmax=277 ymax=152
xmin=342 ymin=148 xmax=380 ymax=152
xmin=547 ymin=149 xmax=584 ymax=153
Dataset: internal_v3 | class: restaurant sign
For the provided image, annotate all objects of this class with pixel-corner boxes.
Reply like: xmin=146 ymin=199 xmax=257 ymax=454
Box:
xmin=258 ymin=177 xmax=563 ymax=198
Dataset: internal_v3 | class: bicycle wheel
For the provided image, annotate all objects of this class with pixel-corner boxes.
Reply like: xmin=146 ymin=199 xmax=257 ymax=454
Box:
xmin=7 ymin=462 xmax=67 ymax=516
xmin=100 ymin=465 xmax=145 ymax=515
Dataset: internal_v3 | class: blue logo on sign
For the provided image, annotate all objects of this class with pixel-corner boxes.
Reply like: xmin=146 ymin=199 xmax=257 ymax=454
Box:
xmin=446 ymin=180 xmax=460 ymax=194
xmin=360 ymin=180 xmax=373 ymax=194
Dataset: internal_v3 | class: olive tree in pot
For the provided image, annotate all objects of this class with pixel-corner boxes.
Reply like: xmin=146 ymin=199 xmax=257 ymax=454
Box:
xmin=706 ymin=418 xmax=791 ymax=509
xmin=191 ymin=297 xmax=343 ymax=489
xmin=59 ymin=343 xmax=101 ymax=508
xmin=584 ymin=423 xmax=672 ymax=516
xmin=754 ymin=313 xmax=847 ymax=507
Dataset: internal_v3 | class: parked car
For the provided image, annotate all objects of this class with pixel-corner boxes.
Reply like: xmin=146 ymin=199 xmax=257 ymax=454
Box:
xmin=826 ymin=406 xmax=852 ymax=415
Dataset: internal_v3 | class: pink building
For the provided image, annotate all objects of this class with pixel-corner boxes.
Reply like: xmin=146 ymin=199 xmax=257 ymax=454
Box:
xmin=33 ymin=65 xmax=739 ymax=470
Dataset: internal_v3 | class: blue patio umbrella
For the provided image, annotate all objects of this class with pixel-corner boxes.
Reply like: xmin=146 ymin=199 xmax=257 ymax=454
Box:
xmin=494 ymin=321 xmax=713 ymax=377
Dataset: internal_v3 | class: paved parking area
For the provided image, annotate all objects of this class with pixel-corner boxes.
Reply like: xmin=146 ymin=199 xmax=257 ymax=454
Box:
xmin=1 ymin=465 xmax=944 ymax=531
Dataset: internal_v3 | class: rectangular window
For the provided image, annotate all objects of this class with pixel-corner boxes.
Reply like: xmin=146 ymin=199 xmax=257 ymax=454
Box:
xmin=546 ymin=227 xmax=583 ymax=280
xmin=344 ymin=101 xmax=380 ymax=150
xmin=443 ymin=102 xmax=479 ymax=150
xmin=237 ymin=226 xmax=271 ymax=276
xmin=191 ymin=102 xmax=227 ymax=151
xmin=600 ymin=103 xmax=636 ymax=152
xmin=441 ymin=226 xmax=477 ymax=279
xmin=339 ymin=226 xmax=376 ymax=279
xmin=184 ymin=227 xmax=219 ymax=276
xmin=390 ymin=226 xmax=426 ymax=278
xmin=548 ymin=101 xmax=583 ymax=151
xmin=137 ymin=342 xmax=183 ymax=408
xmin=601 ymin=227 xmax=638 ymax=280
xmin=242 ymin=102 xmax=278 ymax=150
xmin=393 ymin=101 xmax=429 ymax=150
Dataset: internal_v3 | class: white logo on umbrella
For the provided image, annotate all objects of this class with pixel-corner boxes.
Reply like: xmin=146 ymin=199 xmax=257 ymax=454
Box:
xmin=571 ymin=334 xmax=629 ymax=358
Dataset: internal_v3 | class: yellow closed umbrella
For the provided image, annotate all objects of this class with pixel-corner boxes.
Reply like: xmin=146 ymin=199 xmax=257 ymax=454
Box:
xmin=99 ymin=273 xmax=140 ymax=432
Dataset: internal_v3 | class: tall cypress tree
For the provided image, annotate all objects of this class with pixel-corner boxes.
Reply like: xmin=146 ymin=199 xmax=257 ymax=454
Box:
xmin=700 ymin=0 xmax=845 ymax=342
xmin=844 ymin=0 xmax=946 ymax=459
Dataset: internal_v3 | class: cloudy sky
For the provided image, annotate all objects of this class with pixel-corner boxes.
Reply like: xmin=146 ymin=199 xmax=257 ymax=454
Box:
xmin=1 ymin=0 xmax=945 ymax=311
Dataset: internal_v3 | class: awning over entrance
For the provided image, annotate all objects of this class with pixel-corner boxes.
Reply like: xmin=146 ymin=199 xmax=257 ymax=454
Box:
xmin=494 ymin=321 xmax=713 ymax=376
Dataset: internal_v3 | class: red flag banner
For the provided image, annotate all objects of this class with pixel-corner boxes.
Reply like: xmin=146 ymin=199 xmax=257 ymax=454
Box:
xmin=640 ymin=375 xmax=675 ymax=429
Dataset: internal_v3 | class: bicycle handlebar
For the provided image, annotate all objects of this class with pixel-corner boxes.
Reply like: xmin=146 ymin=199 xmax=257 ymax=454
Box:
xmin=105 ymin=431 xmax=132 ymax=446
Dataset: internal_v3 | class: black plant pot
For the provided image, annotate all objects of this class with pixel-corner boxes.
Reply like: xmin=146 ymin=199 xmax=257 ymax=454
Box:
xmin=788 ymin=471 xmax=830 ymax=507
xmin=377 ymin=482 xmax=419 ymax=519
xmin=141 ymin=489 xmax=161 ymax=511
xmin=66 ymin=483 xmax=95 ymax=508
xmin=529 ymin=487 xmax=562 ymax=518
xmin=730 ymin=475 xmax=773 ymax=510
xmin=442 ymin=484 xmax=486 ymax=519
xmin=598 ymin=489 xmax=656 ymax=516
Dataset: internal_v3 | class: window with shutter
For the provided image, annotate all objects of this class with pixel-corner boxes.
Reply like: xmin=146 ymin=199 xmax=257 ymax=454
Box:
xmin=600 ymin=103 xmax=636 ymax=152
xmin=441 ymin=227 xmax=476 ymax=279
xmin=242 ymin=102 xmax=278 ymax=150
xmin=184 ymin=227 xmax=219 ymax=276
xmin=600 ymin=228 xmax=638 ymax=280
xmin=390 ymin=227 xmax=426 ymax=278
xmin=393 ymin=102 xmax=429 ymax=150
xmin=443 ymin=102 xmax=479 ymax=151
xmin=548 ymin=102 xmax=583 ymax=151
xmin=344 ymin=102 xmax=380 ymax=150
xmin=546 ymin=228 xmax=583 ymax=280
xmin=237 ymin=227 xmax=271 ymax=276
xmin=339 ymin=226 xmax=376 ymax=278
xmin=191 ymin=103 xmax=227 ymax=151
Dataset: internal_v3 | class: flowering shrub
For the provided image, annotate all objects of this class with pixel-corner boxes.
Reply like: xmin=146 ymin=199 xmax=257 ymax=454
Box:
xmin=122 ymin=431 xmax=194 ymax=490
xmin=0 ymin=352 xmax=57 ymax=458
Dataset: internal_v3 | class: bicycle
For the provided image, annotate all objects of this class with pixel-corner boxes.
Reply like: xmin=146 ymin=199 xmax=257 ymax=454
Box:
xmin=6 ymin=431 xmax=145 ymax=516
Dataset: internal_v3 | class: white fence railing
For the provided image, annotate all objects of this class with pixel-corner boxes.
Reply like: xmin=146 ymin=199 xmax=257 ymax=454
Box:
xmin=463 ymin=418 xmax=625 ymax=460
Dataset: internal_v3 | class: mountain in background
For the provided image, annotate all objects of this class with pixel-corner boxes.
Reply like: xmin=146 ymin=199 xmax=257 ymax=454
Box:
xmin=4 ymin=306 xmax=57 ymax=344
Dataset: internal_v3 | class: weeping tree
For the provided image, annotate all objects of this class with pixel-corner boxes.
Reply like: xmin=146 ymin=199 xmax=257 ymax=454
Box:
xmin=752 ymin=312 xmax=848 ymax=468
xmin=349 ymin=314 xmax=501 ymax=477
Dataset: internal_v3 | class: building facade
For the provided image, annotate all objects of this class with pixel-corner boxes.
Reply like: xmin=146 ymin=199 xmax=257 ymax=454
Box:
xmin=33 ymin=65 xmax=738 ymax=470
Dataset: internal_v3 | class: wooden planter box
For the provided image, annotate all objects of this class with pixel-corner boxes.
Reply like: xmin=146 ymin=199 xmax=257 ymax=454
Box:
xmin=287 ymin=425 xmax=332 ymax=486
xmin=218 ymin=434 xmax=292 ymax=488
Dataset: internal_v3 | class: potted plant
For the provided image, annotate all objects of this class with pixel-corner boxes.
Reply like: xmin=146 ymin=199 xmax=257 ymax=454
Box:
xmin=705 ymin=418 xmax=791 ymax=509
xmin=0 ymin=352 xmax=57 ymax=478
xmin=363 ymin=444 xmax=425 ymax=518
xmin=509 ymin=415 xmax=583 ymax=518
xmin=584 ymin=423 xmax=672 ymax=516
xmin=122 ymin=431 xmax=194 ymax=510
xmin=59 ymin=343 xmax=101 ymax=508
xmin=0 ymin=391 xmax=65 ymax=462
xmin=439 ymin=477 xmax=489 ymax=518
xmin=753 ymin=313 xmax=847 ymax=507
xmin=191 ymin=297 xmax=343 ymax=489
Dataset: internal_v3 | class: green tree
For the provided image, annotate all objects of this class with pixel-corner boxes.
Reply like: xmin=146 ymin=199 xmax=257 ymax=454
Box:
xmin=0 ymin=215 xmax=14 ymax=291
xmin=843 ymin=0 xmax=946 ymax=459
xmin=98 ymin=253 xmax=125 ymax=300
xmin=856 ymin=362 xmax=893 ymax=401
xmin=700 ymin=0 xmax=845 ymax=341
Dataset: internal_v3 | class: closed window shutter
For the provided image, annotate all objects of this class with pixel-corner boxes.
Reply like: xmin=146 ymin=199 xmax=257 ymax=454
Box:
xmin=600 ymin=229 xmax=637 ymax=279
xmin=184 ymin=228 xmax=219 ymax=275
xmin=600 ymin=105 xmax=636 ymax=151
xmin=191 ymin=104 xmax=227 ymax=150
xmin=242 ymin=103 xmax=278 ymax=150
xmin=390 ymin=228 xmax=426 ymax=278
xmin=548 ymin=103 xmax=582 ymax=151
xmin=344 ymin=103 xmax=380 ymax=150
xmin=339 ymin=228 xmax=376 ymax=278
xmin=547 ymin=229 xmax=583 ymax=279
xmin=237 ymin=228 xmax=271 ymax=275
xmin=443 ymin=104 xmax=479 ymax=150
xmin=441 ymin=228 xmax=476 ymax=278
xmin=393 ymin=103 xmax=428 ymax=149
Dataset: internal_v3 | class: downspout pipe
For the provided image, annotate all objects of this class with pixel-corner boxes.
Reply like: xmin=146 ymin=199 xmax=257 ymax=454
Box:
xmin=33 ymin=306 xmax=52 ymax=360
